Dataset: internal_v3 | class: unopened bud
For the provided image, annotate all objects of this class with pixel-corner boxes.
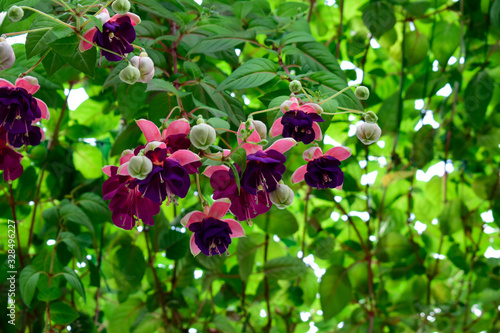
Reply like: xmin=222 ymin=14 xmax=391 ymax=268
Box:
xmin=0 ymin=38 xmax=15 ymax=71
xmin=251 ymin=120 xmax=267 ymax=140
xmin=119 ymin=64 xmax=140 ymax=85
xmin=355 ymin=86 xmax=370 ymax=100
xmin=128 ymin=155 xmax=153 ymax=180
xmin=196 ymin=117 xmax=205 ymax=125
xmin=364 ymin=111 xmax=378 ymax=123
xmin=190 ymin=123 xmax=216 ymax=150
xmin=144 ymin=141 xmax=164 ymax=153
xmin=8 ymin=6 xmax=24 ymax=22
xmin=130 ymin=53 xmax=155 ymax=83
xmin=356 ymin=122 xmax=381 ymax=145
xmin=289 ymin=80 xmax=302 ymax=94
xmin=112 ymin=0 xmax=131 ymax=15
xmin=269 ymin=184 xmax=294 ymax=209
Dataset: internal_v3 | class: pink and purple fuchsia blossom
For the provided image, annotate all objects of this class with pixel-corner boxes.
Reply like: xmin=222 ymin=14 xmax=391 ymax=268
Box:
xmin=0 ymin=127 xmax=23 ymax=182
xmin=181 ymin=199 xmax=245 ymax=256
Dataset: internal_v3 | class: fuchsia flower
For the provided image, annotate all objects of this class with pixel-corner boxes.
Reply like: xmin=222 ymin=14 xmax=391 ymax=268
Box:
xmin=0 ymin=77 xmax=49 ymax=148
xmin=269 ymin=97 xmax=324 ymax=145
xmin=291 ymin=146 xmax=351 ymax=189
xmin=102 ymin=119 xmax=201 ymax=229
xmin=0 ymin=128 xmax=23 ymax=182
xmin=181 ymin=198 xmax=245 ymax=256
xmin=204 ymin=123 xmax=296 ymax=221
xmin=78 ymin=8 xmax=140 ymax=61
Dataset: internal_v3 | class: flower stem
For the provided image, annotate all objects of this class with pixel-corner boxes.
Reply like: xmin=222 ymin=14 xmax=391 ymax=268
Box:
xmin=19 ymin=49 xmax=50 ymax=78
xmin=196 ymin=174 xmax=208 ymax=206
xmin=301 ymin=87 xmax=314 ymax=103
xmin=322 ymin=108 xmax=366 ymax=116
xmin=3 ymin=28 xmax=51 ymax=37
xmin=78 ymin=34 xmax=129 ymax=63
xmin=20 ymin=6 xmax=74 ymax=30
xmin=319 ymin=85 xmax=354 ymax=105
xmin=80 ymin=0 xmax=100 ymax=16
xmin=80 ymin=0 xmax=114 ymax=29
xmin=249 ymin=106 xmax=281 ymax=117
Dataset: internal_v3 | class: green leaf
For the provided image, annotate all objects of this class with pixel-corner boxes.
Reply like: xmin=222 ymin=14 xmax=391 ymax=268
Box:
xmin=42 ymin=51 xmax=66 ymax=77
xmin=319 ymin=265 xmax=352 ymax=320
xmin=183 ymin=61 xmax=201 ymax=79
xmin=103 ymin=61 xmax=128 ymax=89
xmin=280 ymin=31 xmax=315 ymax=46
xmin=254 ymin=207 xmax=299 ymax=238
xmin=232 ymin=1 xmax=253 ymax=19
xmin=263 ymin=256 xmax=307 ymax=280
xmin=146 ymin=78 xmax=190 ymax=97
xmin=229 ymin=162 xmax=241 ymax=194
xmin=188 ymin=33 xmax=254 ymax=55
xmin=362 ymin=2 xmax=396 ymax=38
xmin=200 ymin=81 xmax=245 ymax=126
xmin=114 ymin=246 xmax=146 ymax=288
xmin=212 ymin=315 xmax=237 ymax=333
xmin=86 ymin=15 xmax=103 ymax=31
xmin=37 ymin=286 xmax=61 ymax=302
xmin=59 ymin=232 xmax=82 ymax=261
xmin=491 ymin=0 xmax=500 ymax=28
xmin=110 ymin=122 xmax=142 ymax=156
xmin=133 ymin=0 xmax=181 ymax=24
xmin=439 ymin=199 xmax=463 ymax=235
xmin=61 ymin=267 xmax=86 ymax=302
xmin=375 ymin=232 xmax=413 ymax=262
xmin=72 ymin=142 xmax=104 ymax=179
xmin=431 ymin=22 xmax=460 ymax=65
xmin=308 ymin=71 xmax=363 ymax=111
xmin=48 ymin=34 xmax=80 ymax=57
xmin=411 ymin=125 xmax=436 ymax=169
xmin=78 ymin=193 xmax=111 ymax=224
xmin=19 ymin=265 xmax=41 ymax=307
xmin=216 ymin=58 xmax=279 ymax=92
xmin=447 ymin=243 xmax=469 ymax=272
xmin=207 ymin=118 xmax=230 ymax=133
xmin=464 ymin=71 xmax=494 ymax=130
xmin=288 ymin=42 xmax=344 ymax=78
xmin=237 ymin=236 xmax=258 ymax=281
xmin=60 ymin=203 xmax=94 ymax=232
xmin=66 ymin=48 xmax=97 ymax=78
xmin=231 ymin=148 xmax=247 ymax=174
xmin=159 ymin=229 xmax=190 ymax=260
xmin=50 ymin=302 xmax=79 ymax=325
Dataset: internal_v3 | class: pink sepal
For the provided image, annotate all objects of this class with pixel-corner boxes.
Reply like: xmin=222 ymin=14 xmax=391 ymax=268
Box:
xmin=312 ymin=122 xmax=322 ymax=141
xmin=111 ymin=12 xmax=141 ymax=25
xmin=36 ymin=98 xmax=50 ymax=120
xmin=291 ymin=165 xmax=307 ymax=183
xmin=303 ymin=147 xmax=323 ymax=161
xmin=190 ymin=234 xmax=201 ymax=256
xmin=225 ymin=219 xmax=245 ymax=237
xmin=265 ymin=138 xmax=296 ymax=154
xmin=164 ymin=119 xmax=190 ymax=137
xmin=0 ymin=78 xmax=14 ymax=88
xmin=324 ymin=146 xmax=352 ymax=161
xmin=15 ymin=77 xmax=40 ymax=94
xmin=181 ymin=211 xmax=207 ymax=227
xmin=102 ymin=165 xmax=113 ymax=176
xmin=169 ymin=150 xmax=200 ymax=166
xmin=203 ymin=165 xmax=230 ymax=178
xmin=117 ymin=163 xmax=130 ymax=176
xmin=269 ymin=118 xmax=284 ymax=138
xmin=136 ymin=119 xmax=162 ymax=142
xmin=208 ymin=198 xmax=231 ymax=219
xmin=79 ymin=28 xmax=97 ymax=52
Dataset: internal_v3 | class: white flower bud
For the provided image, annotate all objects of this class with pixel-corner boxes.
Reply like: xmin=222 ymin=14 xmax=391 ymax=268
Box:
xmin=0 ymin=38 xmax=15 ymax=71
xmin=269 ymin=184 xmax=294 ymax=209
xmin=8 ymin=6 xmax=24 ymax=22
xmin=251 ymin=120 xmax=267 ymax=140
xmin=127 ymin=155 xmax=153 ymax=180
xmin=190 ymin=123 xmax=216 ymax=150
xmin=355 ymin=86 xmax=370 ymax=100
xmin=112 ymin=0 xmax=131 ymax=15
xmin=144 ymin=141 xmax=164 ymax=153
xmin=119 ymin=64 xmax=141 ymax=85
xmin=130 ymin=52 xmax=155 ymax=83
xmin=356 ymin=122 xmax=381 ymax=145
xmin=289 ymin=80 xmax=302 ymax=93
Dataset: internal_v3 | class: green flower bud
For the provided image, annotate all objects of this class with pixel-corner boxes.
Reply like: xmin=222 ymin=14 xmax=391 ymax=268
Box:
xmin=364 ymin=111 xmax=378 ymax=124
xmin=289 ymin=80 xmax=302 ymax=94
xmin=8 ymin=6 xmax=24 ymax=22
xmin=269 ymin=184 xmax=294 ymax=209
xmin=130 ymin=52 xmax=155 ymax=83
xmin=190 ymin=123 xmax=216 ymax=150
xmin=356 ymin=122 xmax=381 ymax=145
xmin=0 ymin=37 xmax=15 ymax=71
xmin=355 ymin=86 xmax=370 ymax=100
xmin=112 ymin=0 xmax=131 ymax=15
xmin=252 ymin=120 xmax=267 ymax=140
xmin=119 ymin=64 xmax=140 ymax=85
xmin=196 ymin=117 xmax=205 ymax=125
xmin=127 ymin=155 xmax=153 ymax=180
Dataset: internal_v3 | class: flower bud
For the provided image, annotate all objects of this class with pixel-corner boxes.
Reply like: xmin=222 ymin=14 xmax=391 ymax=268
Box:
xmin=289 ymin=80 xmax=302 ymax=94
xmin=251 ymin=120 xmax=267 ymax=140
xmin=127 ymin=155 xmax=153 ymax=180
xmin=356 ymin=122 xmax=381 ymax=145
xmin=8 ymin=6 xmax=24 ymax=22
xmin=269 ymin=184 xmax=294 ymax=209
xmin=364 ymin=111 xmax=378 ymax=124
xmin=190 ymin=123 xmax=216 ymax=150
xmin=196 ymin=117 xmax=205 ymax=125
xmin=130 ymin=52 xmax=155 ymax=83
xmin=112 ymin=0 xmax=131 ymax=15
xmin=355 ymin=86 xmax=370 ymax=100
xmin=0 ymin=38 xmax=15 ymax=71
xmin=144 ymin=141 xmax=164 ymax=153
xmin=119 ymin=64 xmax=140 ymax=85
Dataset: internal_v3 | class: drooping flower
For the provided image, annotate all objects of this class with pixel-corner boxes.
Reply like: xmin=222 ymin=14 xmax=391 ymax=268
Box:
xmin=291 ymin=146 xmax=351 ymax=189
xmin=130 ymin=52 xmax=155 ymax=83
xmin=136 ymin=118 xmax=201 ymax=173
xmin=0 ymin=37 xmax=15 ymax=71
xmin=236 ymin=122 xmax=295 ymax=195
xmin=102 ymin=165 xmax=160 ymax=229
xmin=269 ymin=97 xmax=324 ymax=144
xmin=0 ymin=77 xmax=49 ymax=148
xmin=0 ymin=127 xmax=23 ymax=182
xmin=78 ymin=8 xmax=140 ymax=62
xmin=181 ymin=198 xmax=245 ymax=256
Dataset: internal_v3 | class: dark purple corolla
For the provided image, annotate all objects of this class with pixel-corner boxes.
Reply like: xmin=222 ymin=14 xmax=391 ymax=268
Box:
xmin=281 ymin=110 xmax=324 ymax=145
xmin=93 ymin=16 xmax=136 ymax=61
xmin=102 ymin=166 xmax=160 ymax=229
xmin=241 ymin=149 xmax=286 ymax=195
xmin=0 ymin=128 xmax=23 ymax=182
xmin=189 ymin=217 xmax=233 ymax=256
xmin=292 ymin=146 xmax=352 ymax=190
xmin=7 ymin=126 xmax=42 ymax=148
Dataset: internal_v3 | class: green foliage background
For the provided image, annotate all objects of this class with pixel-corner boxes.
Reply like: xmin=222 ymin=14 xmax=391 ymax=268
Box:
xmin=1 ymin=0 xmax=500 ymax=332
